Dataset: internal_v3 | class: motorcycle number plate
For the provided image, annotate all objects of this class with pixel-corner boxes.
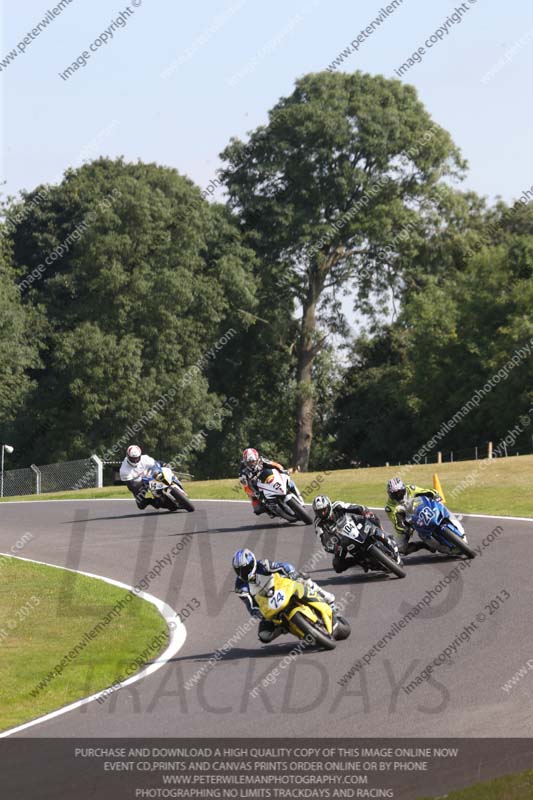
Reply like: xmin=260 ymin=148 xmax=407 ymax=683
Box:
xmin=339 ymin=517 xmax=364 ymax=541
xmin=268 ymin=590 xmax=286 ymax=610
xmin=151 ymin=481 xmax=165 ymax=491
xmin=418 ymin=507 xmax=435 ymax=526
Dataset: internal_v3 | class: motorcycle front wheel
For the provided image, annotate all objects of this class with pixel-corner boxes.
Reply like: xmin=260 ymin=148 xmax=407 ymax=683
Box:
xmin=438 ymin=526 xmax=476 ymax=559
xmin=169 ymin=486 xmax=195 ymax=512
xmin=289 ymin=611 xmax=336 ymax=650
xmin=286 ymin=497 xmax=313 ymax=525
xmin=366 ymin=544 xmax=406 ymax=578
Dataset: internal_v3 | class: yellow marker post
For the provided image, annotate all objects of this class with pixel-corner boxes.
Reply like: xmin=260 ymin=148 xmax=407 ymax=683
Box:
xmin=433 ymin=473 xmax=446 ymax=503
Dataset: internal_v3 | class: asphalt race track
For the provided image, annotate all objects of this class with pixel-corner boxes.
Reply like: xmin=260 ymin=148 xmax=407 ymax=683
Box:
xmin=1 ymin=499 xmax=532 ymax=739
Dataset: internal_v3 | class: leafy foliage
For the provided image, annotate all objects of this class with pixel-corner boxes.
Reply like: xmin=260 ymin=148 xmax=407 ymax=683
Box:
xmin=331 ymin=209 xmax=533 ymax=465
xmin=7 ymin=159 xmax=257 ymax=467
xmin=0 ymin=229 xmax=41 ymax=434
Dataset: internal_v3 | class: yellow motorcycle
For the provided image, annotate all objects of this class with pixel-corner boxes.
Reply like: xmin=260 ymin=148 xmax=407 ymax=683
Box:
xmin=254 ymin=573 xmax=350 ymax=650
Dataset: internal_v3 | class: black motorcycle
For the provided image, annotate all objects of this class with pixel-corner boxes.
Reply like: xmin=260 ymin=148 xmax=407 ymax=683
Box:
xmin=332 ymin=513 xmax=405 ymax=578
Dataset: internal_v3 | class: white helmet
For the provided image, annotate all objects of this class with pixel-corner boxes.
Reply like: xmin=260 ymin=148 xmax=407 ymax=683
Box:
xmin=126 ymin=444 xmax=142 ymax=466
xmin=242 ymin=447 xmax=262 ymax=472
xmin=313 ymin=494 xmax=332 ymax=521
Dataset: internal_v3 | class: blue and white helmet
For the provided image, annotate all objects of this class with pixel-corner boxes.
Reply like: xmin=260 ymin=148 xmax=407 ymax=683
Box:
xmin=387 ymin=477 xmax=406 ymax=502
xmin=232 ymin=548 xmax=257 ymax=581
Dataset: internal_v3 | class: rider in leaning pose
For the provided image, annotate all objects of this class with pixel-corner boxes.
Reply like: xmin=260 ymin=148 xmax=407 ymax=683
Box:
xmin=120 ymin=444 xmax=162 ymax=510
xmin=312 ymin=495 xmax=398 ymax=573
xmin=232 ymin=548 xmax=336 ymax=643
xmin=238 ymin=447 xmax=295 ymax=516
xmin=385 ymin=477 xmax=441 ymax=554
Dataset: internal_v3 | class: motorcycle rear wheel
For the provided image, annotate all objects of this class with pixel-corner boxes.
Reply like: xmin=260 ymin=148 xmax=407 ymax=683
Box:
xmin=367 ymin=544 xmax=406 ymax=578
xmin=333 ymin=615 xmax=351 ymax=641
xmin=289 ymin=611 xmax=336 ymax=650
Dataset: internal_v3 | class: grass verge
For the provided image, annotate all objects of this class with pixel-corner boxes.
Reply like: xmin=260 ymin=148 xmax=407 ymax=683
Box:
xmin=1 ymin=455 xmax=532 ymax=517
xmin=0 ymin=557 xmax=168 ymax=732
xmin=419 ymin=768 xmax=533 ymax=799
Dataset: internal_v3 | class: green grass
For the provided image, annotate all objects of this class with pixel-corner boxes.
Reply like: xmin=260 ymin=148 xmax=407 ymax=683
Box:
xmin=0 ymin=557 xmax=168 ymax=732
xmin=419 ymin=768 xmax=533 ymax=799
xmin=2 ymin=454 xmax=532 ymax=517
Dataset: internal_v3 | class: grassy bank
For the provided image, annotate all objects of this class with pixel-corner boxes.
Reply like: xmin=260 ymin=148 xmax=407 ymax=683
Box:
xmin=1 ymin=455 xmax=532 ymax=517
xmin=0 ymin=557 xmax=168 ymax=732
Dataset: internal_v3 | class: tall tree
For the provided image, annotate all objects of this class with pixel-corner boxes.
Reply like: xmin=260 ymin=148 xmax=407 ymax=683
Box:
xmin=220 ymin=71 xmax=465 ymax=470
xmin=8 ymin=159 xmax=257 ymax=466
xmin=331 ymin=201 xmax=533 ymax=465
xmin=0 ymin=225 xmax=41 ymax=437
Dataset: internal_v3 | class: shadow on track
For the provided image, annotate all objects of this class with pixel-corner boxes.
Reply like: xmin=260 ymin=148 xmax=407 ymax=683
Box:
xmin=167 ymin=522 xmax=299 ymax=537
xmin=61 ymin=511 xmax=187 ymax=523
xmin=166 ymin=642 xmax=326 ymax=665
xmin=404 ymin=554 xmax=467 ymax=566
xmin=315 ymin=572 xmax=394 ymax=586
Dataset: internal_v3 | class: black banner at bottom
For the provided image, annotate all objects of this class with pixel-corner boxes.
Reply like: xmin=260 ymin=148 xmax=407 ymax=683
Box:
xmin=3 ymin=738 xmax=533 ymax=800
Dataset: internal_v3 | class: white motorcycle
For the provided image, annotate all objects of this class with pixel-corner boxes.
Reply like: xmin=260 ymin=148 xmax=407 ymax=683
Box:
xmin=141 ymin=462 xmax=195 ymax=512
xmin=255 ymin=465 xmax=312 ymax=525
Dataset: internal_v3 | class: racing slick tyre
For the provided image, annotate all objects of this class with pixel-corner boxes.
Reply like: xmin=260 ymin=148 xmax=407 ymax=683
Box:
xmin=286 ymin=498 xmax=313 ymax=525
xmin=367 ymin=544 xmax=406 ymax=578
xmin=289 ymin=611 xmax=336 ymax=650
xmin=333 ymin=615 xmax=351 ymax=641
xmin=439 ymin=525 xmax=476 ymax=559
xmin=170 ymin=486 xmax=195 ymax=512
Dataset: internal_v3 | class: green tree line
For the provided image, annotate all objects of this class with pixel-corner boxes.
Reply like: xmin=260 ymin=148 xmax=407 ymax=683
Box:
xmin=1 ymin=71 xmax=532 ymax=477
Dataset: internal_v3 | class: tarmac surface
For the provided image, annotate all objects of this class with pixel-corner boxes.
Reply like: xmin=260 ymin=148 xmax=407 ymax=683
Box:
xmin=1 ymin=498 xmax=532 ymax=740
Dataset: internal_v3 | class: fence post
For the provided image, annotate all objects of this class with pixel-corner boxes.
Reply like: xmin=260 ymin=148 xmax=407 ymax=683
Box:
xmin=437 ymin=452 xmax=442 ymax=464
xmin=30 ymin=464 xmax=41 ymax=495
xmin=488 ymin=441 xmax=493 ymax=459
xmin=475 ymin=446 xmax=478 ymax=460
xmin=91 ymin=455 xmax=103 ymax=488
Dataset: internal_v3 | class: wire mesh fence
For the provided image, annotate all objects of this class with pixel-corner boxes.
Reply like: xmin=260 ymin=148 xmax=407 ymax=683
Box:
xmin=0 ymin=457 xmax=100 ymax=498
xmin=39 ymin=458 xmax=99 ymax=494
xmin=1 ymin=467 xmax=36 ymax=498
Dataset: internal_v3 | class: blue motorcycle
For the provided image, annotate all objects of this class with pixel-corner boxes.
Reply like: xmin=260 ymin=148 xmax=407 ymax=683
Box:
xmin=403 ymin=495 xmax=475 ymax=559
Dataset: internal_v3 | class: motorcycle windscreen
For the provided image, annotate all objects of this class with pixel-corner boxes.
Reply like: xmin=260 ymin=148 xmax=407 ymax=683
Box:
xmin=257 ymin=469 xmax=289 ymax=497
xmin=255 ymin=574 xmax=299 ymax=619
xmin=336 ymin=514 xmax=366 ymax=542
xmin=409 ymin=496 xmax=439 ymax=532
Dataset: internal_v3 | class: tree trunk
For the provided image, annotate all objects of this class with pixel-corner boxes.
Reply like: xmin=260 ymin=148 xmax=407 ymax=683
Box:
xmin=292 ymin=277 xmax=322 ymax=472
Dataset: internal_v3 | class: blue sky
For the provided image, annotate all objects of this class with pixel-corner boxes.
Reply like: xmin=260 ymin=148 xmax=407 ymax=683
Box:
xmin=2 ymin=0 xmax=532 ymax=206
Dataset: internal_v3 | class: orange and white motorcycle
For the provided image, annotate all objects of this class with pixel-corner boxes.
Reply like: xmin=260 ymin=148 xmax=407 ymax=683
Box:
xmin=254 ymin=465 xmax=313 ymax=525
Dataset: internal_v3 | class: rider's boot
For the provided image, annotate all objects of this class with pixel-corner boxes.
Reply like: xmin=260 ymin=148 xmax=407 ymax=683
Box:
xmin=305 ymin=579 xmax=335 ymax=608
xmin=405 ymin=540 xmax=428 ymax=554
